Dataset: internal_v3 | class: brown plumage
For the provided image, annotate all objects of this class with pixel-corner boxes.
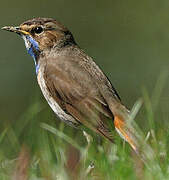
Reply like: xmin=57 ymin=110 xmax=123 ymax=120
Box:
xmin=2 ymin=18 xmax=139 ymax=153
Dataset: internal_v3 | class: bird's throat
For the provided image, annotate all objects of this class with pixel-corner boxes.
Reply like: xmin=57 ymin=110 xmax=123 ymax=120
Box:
xmin=22 ymin=35 xmax=40 ymax=74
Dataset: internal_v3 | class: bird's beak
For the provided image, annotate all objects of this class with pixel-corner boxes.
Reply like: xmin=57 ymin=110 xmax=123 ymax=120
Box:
xmin=1 ymin=26 xmax=29 ymax=35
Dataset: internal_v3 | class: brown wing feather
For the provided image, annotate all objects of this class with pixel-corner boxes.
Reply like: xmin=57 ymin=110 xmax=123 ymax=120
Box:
xmin=40 ymin=46 xmax=139 ymax=152
xmin=42 ymin=47 xmax=122 ymax=141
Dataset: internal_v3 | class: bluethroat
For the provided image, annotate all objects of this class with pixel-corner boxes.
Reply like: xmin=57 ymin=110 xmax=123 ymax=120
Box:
xmin=2 ymin=18 xmax=139 ymax=153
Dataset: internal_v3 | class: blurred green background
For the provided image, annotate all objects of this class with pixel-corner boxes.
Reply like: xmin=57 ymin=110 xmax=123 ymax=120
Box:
xmin=0 ymin=0 xmax=169 ymax=124
xmin=0 ymin=1 xmax=169 ymax=179
xmin=0 ymin=0 xmax=169 ymax=138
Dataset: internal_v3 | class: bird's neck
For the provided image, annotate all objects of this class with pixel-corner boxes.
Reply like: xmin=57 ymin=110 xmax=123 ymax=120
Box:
xmin=53 ymin=30 xmax=77 ymax=49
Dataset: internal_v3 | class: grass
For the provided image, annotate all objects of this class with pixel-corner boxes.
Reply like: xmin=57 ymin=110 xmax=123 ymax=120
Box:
xmin=0 ymin=72 xmax=169 ymax=180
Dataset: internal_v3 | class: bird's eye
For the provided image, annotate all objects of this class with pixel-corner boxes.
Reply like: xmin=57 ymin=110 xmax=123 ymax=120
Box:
xmin=32 ymin=26 xmax=43 ymax=34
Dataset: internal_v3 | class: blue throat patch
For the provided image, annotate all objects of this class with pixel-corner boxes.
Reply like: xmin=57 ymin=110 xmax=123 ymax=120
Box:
xmin=23 ymin=35 xmax=40 ymax=74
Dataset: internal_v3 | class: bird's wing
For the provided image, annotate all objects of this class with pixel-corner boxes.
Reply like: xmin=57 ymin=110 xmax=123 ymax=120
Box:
xmin=42 ymin=48 xmax=139 ymax=151
xmin=42 ymin=51 xmax=120 ymax=141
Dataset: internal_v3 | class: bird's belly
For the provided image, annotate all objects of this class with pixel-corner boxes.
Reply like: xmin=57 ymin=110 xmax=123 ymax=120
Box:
xmin=37 ymin=68 xmax=79 ymax=127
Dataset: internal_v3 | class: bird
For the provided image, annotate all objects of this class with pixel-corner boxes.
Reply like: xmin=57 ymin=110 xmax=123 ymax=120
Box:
xmin=2 ymin=18 xmax=139 ymax=153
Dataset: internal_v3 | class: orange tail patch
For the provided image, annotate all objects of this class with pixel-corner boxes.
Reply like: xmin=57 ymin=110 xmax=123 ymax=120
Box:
xmin=114 ymin=115 xmax=137 ymax=152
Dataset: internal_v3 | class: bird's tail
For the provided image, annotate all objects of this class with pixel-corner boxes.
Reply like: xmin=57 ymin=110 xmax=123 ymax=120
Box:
xmin=114 ymin=115 xmax=139 ymax=154
xmin=113 ymin=106 xmax=163 ymax=175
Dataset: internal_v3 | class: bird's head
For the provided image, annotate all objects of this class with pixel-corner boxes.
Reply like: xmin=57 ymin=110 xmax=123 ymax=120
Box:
xmin=2 ymin=18 xmax=76 ymax=60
